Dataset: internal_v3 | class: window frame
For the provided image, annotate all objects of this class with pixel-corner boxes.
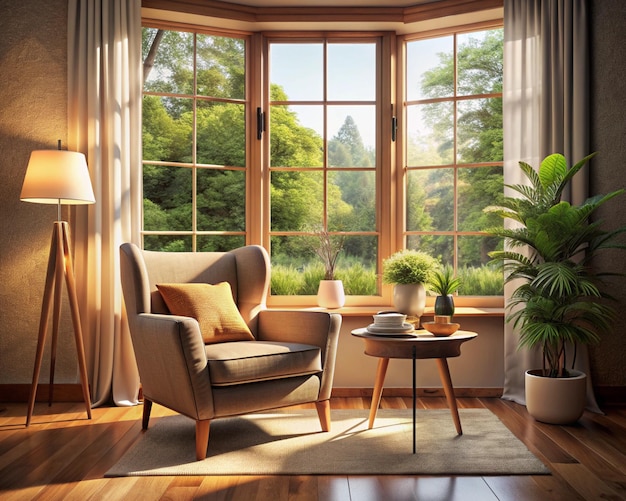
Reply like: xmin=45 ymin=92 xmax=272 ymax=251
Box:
xmin=139 ymin=18 xmax=504 ymax=309
xmin=262 ymin=32 xmax=394 ymax=307
xmin=141 ymin=22 xmax=253 ymax=252
xmin=397 ymin=21 xmax=504 ymax=308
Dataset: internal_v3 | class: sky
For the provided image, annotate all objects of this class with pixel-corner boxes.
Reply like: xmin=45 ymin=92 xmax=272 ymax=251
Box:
xmin=267 ymin=33 xmax=489 ymax=150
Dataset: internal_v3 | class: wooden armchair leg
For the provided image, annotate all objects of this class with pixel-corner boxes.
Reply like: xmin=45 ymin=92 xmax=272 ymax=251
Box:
xmin=315 ymin=399 xmax=331 ymax=432
xmin=142 ymin=399 xmax=153 ymax=430
xmin=196 ymin=420 xmax=211 ymax=460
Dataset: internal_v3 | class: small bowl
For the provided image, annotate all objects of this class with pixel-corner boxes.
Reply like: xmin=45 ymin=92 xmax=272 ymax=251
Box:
xmin=422 ymin=321 xmax=460 ymax=337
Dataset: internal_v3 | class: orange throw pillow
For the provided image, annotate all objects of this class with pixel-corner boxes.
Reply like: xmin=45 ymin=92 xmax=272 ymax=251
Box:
xmin=156 ymin=282 xmax=254 ymax=344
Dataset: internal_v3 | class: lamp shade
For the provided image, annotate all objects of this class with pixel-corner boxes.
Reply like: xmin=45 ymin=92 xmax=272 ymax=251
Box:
xmin=20 ymin=150 xmax=95 ymax=205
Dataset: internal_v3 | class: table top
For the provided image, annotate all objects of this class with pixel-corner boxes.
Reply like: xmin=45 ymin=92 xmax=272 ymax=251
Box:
xmin=352 ymin=328 xmax=476 ymax=341
xmin=351 ymin=328 xmax=477 ymax=359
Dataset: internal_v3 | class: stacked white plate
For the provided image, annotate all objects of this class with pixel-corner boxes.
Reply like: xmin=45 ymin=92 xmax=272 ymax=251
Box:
xmin=366 ymin=312 xmax=414 ymax=335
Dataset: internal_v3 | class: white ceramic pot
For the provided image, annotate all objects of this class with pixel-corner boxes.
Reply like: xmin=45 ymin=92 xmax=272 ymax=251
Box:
xmin=317 ymin=280 xmax=345 ymax=309
xmin=392 ymin=283 xmax=426 ymax=317
xmin=525 ymin=369 xmax=587 ymax=424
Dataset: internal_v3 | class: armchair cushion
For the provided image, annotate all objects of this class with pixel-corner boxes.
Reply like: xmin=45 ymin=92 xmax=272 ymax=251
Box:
xmin=156 ymin=282 xmax=254 ymax=344
xmin=205 ymin=341 xmax=322 ymax=386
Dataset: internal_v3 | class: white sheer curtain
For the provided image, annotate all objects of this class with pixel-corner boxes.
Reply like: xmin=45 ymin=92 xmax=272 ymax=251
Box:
xmin=503 ymin=0 xmax=599 ymax=411
xmin=67 ymin=0 xmax=142 ymax=406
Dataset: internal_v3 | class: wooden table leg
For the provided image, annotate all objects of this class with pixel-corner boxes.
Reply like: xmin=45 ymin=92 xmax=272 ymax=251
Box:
xmin=368 ymin=357 xmax=389 ymax=429
xmin=412 ymin=345 xmax=416 ymax=454
xmin=436 ymin=358 xmax=462 ymax=435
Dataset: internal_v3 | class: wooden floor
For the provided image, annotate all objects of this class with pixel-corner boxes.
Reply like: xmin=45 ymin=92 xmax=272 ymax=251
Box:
xmin=0 ymin=397 xmax=624 ymax=500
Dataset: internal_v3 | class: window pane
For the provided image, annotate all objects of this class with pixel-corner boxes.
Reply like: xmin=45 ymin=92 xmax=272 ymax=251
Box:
xmin=328 ymin=106 xmax=376 ymax=167
xmin=407 ymin=234 xmax=453 ymax=265
xmin=143 ymin=29 xmax=194 ymax=95
xmin=407 ymin=169 xmax=453 ymax=232
xmin=406 ymin=102 xmax=453 ymax=166
xmin=271 ymin=171 xmax=323 ymax=231
xmin=142 ymin=96 xmax=192 ymax=163
xmin=406 ymin=36 xmax=453 ymax=101
xmin=270 ymin=43 xmax=323 ymax=101
xmin=270 ymin=105 xmax=323 ymax=167
xmin=329 ymin=171 xmax=376 ymax=232
xmin=341 ymin=234 xmax=378 ymax=276
xmin=458 ymin=166 xmax=503 ymax=232
xmin=271 ymin=235 xmax=313 ymax=266
xmin=143 ymin=165 xmax=192 ymax=230
xmin=196 ymin=34 xmax=245 ymax=99
xmin=197 ymin=101 xmax=245 ymax=166
xmin=403 ymin=28 xmax=503 ymax=298
xmin=142 ymin=27 xmax=247 ymax=255
xmin=270 ymin=235 xmax=318 ymax=295
xmin=270 ymin=235 xmax=379 ymax=296
xmin=327 ymin=43 xmax=376 ymax=101
xmin=197 ymin=235 xmax=245 ymax=252
xmin=458 ymin=235 xmax=499 ymax=268
xmin=457 ymin=30 xmax=503 ymax=96
xmin=197 ymin=169 xmax=245 ymax=231
xmin=341 ymin=235 xmax=378 ymax=295
xmin=144 ymin=235 xmax=192 ymax=252
xmin=457 ymin=235 xmax=503 ymax=295
xmin=268 ymin=38 xmax=380 ymax=297
xmin=457 ymin=98 xmax=503 ymax=164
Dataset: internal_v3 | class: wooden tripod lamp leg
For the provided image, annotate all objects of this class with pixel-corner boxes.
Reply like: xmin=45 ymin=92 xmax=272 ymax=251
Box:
xmin=26 ymin=224 xmax=60 ymax=427
xmin=26 ymin=222 xmax=92 ymax=426
xmin=60 ymin=222 xmax=92 ymax=420
xmin=48 ymin=223 xmax=66 ymax=406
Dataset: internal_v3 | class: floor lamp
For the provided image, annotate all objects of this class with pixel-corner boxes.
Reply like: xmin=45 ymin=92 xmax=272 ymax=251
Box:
xmin=21 ymin=148 xmax=95 ymax=426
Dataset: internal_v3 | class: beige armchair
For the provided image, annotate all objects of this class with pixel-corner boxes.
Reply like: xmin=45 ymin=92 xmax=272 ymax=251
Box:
xmin=120 ymin=243 xmax=341 ymax=460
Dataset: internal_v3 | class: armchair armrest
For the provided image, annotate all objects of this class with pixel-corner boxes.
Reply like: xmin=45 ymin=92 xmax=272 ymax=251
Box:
xmin=257 ymin=310 xmax=340 ymax=356
xmin=129 ymin=313 xmax=215 ymax=420
xmin=257 ymin=310 xmax=341 ymax=400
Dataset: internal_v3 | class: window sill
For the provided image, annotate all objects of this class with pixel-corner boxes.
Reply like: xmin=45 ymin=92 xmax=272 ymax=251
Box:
xmin=271 ymin=305 xmax=504 ymax=317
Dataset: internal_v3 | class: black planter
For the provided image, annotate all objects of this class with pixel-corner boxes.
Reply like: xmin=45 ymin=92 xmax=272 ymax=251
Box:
xmin=434 ymin=294 xmax=455 ymax=316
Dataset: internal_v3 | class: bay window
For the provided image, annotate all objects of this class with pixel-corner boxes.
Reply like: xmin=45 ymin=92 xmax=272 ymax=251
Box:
xmin=141 ymin=21 xmax=504 ymax=305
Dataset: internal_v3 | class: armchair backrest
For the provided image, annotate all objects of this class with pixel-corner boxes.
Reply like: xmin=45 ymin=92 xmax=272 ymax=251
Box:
xmin=120 ymin=243 xmax=271 ymax=336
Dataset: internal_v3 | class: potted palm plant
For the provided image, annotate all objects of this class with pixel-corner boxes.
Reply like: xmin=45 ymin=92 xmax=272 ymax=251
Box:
xmin=485 ymin=152 xmax=626 ymax=423
xmin=382 ymin=250 xmax=438 ymax=317
xmin=429 ymin=265 xmax=462 ymax=317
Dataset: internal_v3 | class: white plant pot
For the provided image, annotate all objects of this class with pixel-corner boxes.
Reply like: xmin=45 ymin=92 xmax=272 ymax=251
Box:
xmin=525 ymin=369 xmax=587 ymax=424
xmin=392 ymin=283 xmax=426 ymax=317
xmin=317 ymin=280 xmax=345 ymax=309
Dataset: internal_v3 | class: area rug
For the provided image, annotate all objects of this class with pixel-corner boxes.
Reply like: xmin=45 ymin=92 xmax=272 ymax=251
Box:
xmin=106 ymin=409 xmax=549 ymax=476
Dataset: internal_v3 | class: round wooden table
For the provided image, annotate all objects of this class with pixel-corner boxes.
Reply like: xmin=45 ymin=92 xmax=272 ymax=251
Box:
xmin=352 ymin=328 xmax=477 ymax=453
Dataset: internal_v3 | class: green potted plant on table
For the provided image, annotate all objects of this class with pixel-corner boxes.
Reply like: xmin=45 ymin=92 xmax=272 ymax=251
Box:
xmin=382 ymin=250 xmax=438 ymax=318
xmin=485 ymin=152 xmax=626 ymax=424
xmin=429 ymin=265 xmax=462 ymax=317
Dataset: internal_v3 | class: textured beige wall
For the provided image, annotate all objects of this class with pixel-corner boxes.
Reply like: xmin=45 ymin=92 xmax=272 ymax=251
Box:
xmin=589 ymin=0 xmax=626 ymax=387
xmin=0 ymin=0 xmax=78 ymax=385
xmin=0 ymin=1 xmax=624 ymax=391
